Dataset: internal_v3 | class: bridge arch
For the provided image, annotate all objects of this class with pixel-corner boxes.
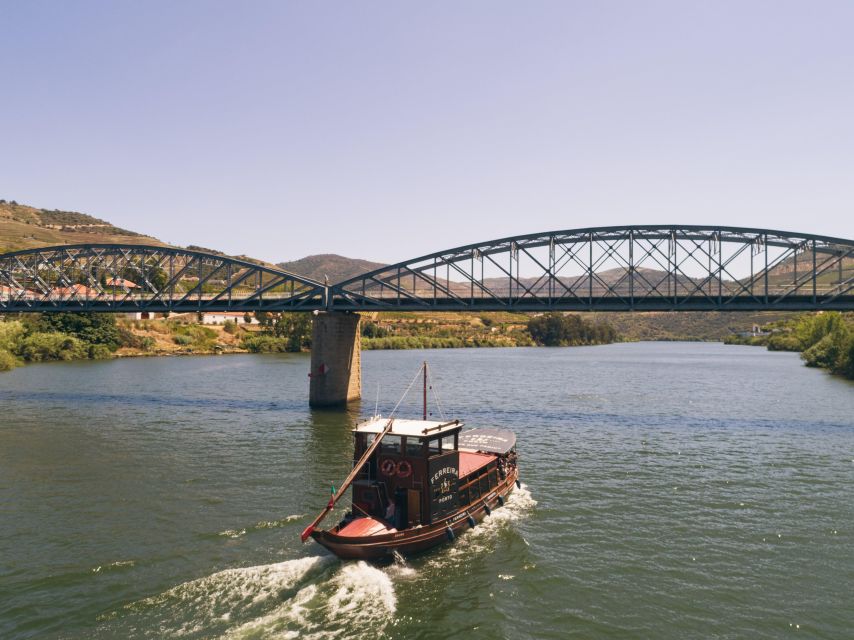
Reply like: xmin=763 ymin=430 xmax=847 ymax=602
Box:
xmin=330 ymin=225 xmax=854 ymax=312
xmin=0 ymin=243 xmax=326 ymax=312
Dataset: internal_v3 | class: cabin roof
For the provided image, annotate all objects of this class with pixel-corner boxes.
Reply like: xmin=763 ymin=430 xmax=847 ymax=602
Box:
xmin=354 ymin=417 xmax=462 ymax=438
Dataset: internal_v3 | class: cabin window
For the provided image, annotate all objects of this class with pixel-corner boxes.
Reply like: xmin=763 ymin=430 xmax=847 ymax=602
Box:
xmin=479 ymin=474 xmax=489 ymax=494
xmin=470 ymin=482 xmax=480 ymax=500
xmin=459 ymin=487 xmax=469 ymax=505
xmin=380 ymin=435 xmax=402 ymax=455
xmin=428 ymin=438 xmax=441 ymax=456
xmin=405 ymin=438 xmax=423 ymax=457
xmin=488 ymin=470 xmax=498 ymax=488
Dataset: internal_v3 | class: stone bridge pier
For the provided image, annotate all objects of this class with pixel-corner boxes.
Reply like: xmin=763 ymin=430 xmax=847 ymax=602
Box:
xmin=309 ymin=312 xmax=361 ymax=407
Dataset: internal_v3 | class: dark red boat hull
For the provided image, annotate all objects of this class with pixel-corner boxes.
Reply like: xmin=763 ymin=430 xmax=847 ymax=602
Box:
xmin=311 ymin=468 xmax=519 ymax=560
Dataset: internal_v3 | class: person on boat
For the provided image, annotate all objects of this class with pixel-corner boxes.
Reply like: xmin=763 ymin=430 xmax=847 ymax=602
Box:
xmin=384 ymin=501 xmax=395 ymax=524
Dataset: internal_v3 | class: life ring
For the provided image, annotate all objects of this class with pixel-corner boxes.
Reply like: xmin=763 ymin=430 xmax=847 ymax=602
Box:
xmin=380 ymin=459 xmax=397 ymax=476
xmin=396 ymin=460 xmax=412 ymax=478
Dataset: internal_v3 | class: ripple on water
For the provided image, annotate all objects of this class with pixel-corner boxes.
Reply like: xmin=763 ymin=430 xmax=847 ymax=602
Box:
xmin=4 ymin=345 xmax=854 ymax=640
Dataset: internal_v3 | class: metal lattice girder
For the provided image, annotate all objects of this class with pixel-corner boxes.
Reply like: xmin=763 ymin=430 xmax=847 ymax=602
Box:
xmin=0 ymin=244 xmax=326 ymax=313
xmin=329 ymin=225 xmax=854 ymax=311
xmin=2 ymin=227 xmax=853 ymax=314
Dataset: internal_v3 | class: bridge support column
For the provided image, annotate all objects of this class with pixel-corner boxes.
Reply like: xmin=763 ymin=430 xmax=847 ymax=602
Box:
xmin=309 ymin=312 xmax=361 ymax=407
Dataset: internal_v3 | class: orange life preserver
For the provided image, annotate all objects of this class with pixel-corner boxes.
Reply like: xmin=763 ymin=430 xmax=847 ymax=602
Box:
xmin=380 ymin=459 xmax=397 ymax=476
xmin=396 ymin=460 xmax=412 ymax=478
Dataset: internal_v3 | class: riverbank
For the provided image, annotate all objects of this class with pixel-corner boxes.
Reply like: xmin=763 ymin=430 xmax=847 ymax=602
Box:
xmin=6 ymin=309 xmax=837 ymax=376
xmin=724 ymin=311 xmax=854 ymax=380
xmin=1 ymin=311 xmax=625 ymax=372
xmin=0 ymin=315 xmax=249 ymax=372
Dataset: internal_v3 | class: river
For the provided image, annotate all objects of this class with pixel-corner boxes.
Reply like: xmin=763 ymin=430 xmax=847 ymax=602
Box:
xmin=1 ymin=343 xmax=852 ymax=639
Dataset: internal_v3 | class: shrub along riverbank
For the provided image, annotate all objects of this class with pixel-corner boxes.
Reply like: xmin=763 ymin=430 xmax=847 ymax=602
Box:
xmin=0 ymin=313 xmax=242 ymax=371
xmin=10 ymin=309 xmax=848 ymax=382
xmin=360 ymin=311 xmax=619 ymax=349
xmin=4 ymin=309 xmax=851 ymax=381
xmin=0 ymin=310 xmax=622 ymax=372
xmin=0 ymin=313 xmax=122 ymax=371
xmin=724 ymin=312 xmax=854 ymax=380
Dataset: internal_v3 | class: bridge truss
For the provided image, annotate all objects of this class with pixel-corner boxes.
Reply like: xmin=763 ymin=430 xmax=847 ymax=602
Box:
xmin=1 ymin=227 xmax=853 ymax=314
xmin=0 ymin=244 xmax=325 ymax=313
xmin=330 ymin=226 xmax=854 ymax=312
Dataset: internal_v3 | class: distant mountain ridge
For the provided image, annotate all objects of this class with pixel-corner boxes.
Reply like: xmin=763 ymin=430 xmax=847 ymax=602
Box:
xmin=277 ymin=254 xmax=387 ymax=283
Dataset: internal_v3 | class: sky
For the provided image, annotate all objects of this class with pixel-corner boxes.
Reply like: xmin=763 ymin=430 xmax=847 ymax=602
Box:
xmin=1 ymin=1 xmax=853 ymax=264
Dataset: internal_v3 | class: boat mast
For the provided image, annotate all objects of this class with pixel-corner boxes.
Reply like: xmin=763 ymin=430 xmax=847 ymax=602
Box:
xmin=422 ymin=360 xmax=427 ymax=421
xmin=301 ymin=417 xmax=395 ymax=542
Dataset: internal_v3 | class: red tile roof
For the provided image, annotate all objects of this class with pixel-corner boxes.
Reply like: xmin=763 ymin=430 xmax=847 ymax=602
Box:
xmin=459 ymin=451 xmax=495 ymax=478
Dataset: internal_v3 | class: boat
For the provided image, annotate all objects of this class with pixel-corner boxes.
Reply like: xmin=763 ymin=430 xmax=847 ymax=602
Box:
xmin=301 ymin=362 xmax=519 ymax=560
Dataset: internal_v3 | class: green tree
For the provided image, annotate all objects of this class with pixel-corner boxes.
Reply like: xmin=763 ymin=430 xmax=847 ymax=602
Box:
xmin=25 ymin=313 xmax=121 ymax=351
xmin=793 ymin=312 xmax=846 ymax=350
xmin=839 ymin=337 xmax=854 ymax=379
xmin=15 ymin=332 xmax=88 ymax=361
xmin=0 ymin=349 xmax=19 ymax=371
xmin=361 ymin=321 xmax=388 ymax=338
xmin=122 ymin=261 xmax=168 ymax=292
xmin=527 ymin=312 xmax=618 ymax=346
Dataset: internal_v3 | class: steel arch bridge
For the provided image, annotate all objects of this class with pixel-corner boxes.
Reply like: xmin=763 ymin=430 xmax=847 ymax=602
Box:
xmin=1 ymin=226 xmax=853 ymax=313
xmin=329 ymin=225 xmax=854 ymax=312
xmin=0 ymin=244 xmax=326 ymax=313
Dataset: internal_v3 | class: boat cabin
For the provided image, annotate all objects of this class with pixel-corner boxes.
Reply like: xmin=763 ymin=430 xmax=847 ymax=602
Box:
xmin=350 ymin=417 xmax=507 ymax=530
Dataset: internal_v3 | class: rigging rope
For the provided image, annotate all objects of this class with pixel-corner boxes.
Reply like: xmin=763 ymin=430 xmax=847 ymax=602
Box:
xmin=387 ymin=364 xmax=425 ymax=418
xmin=427 ymin=367 xmax=447 ymax=421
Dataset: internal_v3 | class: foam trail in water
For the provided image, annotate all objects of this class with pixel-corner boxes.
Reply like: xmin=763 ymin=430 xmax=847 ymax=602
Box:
xmin=116 ymin=555 xmax=332 ymax=637
xmin=92 ymin=560 xmax=136 ymax=573
xmin=254 ymin=514 xmax=304 ymax=529
xmin=221 ymin=561 xmax=396 ymax=640
xmin=466 ymin=483 xmax=537 ymax=537
xmin=218 ymin=514 xmax=305 ymax=538
xmin=388 ymin=550 xmax=418 ymax=580
xmin=427 ymin=483 xmax=537 ymax=568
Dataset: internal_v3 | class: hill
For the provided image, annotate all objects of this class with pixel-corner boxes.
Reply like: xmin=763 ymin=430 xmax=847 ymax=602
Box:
xmin=587 ymin=310 xmax=795 ymax=341
xmin=277 ymin=254 xmax=386 ymax=282
xmin=0 ymin=199 xmax=163 ymax=253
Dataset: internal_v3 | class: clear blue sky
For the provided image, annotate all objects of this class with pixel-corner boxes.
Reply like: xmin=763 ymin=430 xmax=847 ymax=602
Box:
xmin=2 ymin=1 xmax=853 ymax=263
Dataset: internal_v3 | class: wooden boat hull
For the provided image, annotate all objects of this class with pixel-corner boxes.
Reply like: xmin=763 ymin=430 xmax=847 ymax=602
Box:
xmin=311 ymin=468 xmax=519 ymax=560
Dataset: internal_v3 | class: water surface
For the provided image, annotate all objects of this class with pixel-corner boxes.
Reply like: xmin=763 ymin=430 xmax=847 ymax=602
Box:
xmin=1 ymin=343 xmax=852 ymax=638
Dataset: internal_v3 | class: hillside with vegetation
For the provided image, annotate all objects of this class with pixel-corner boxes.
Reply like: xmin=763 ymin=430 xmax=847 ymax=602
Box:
xmin=0 ymin=199 xmax=162 ymax=253
xmin=588 ymin=310 xmax=798 ymax=342
xmin=277 ymin=254 xmax=386 ymax=282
